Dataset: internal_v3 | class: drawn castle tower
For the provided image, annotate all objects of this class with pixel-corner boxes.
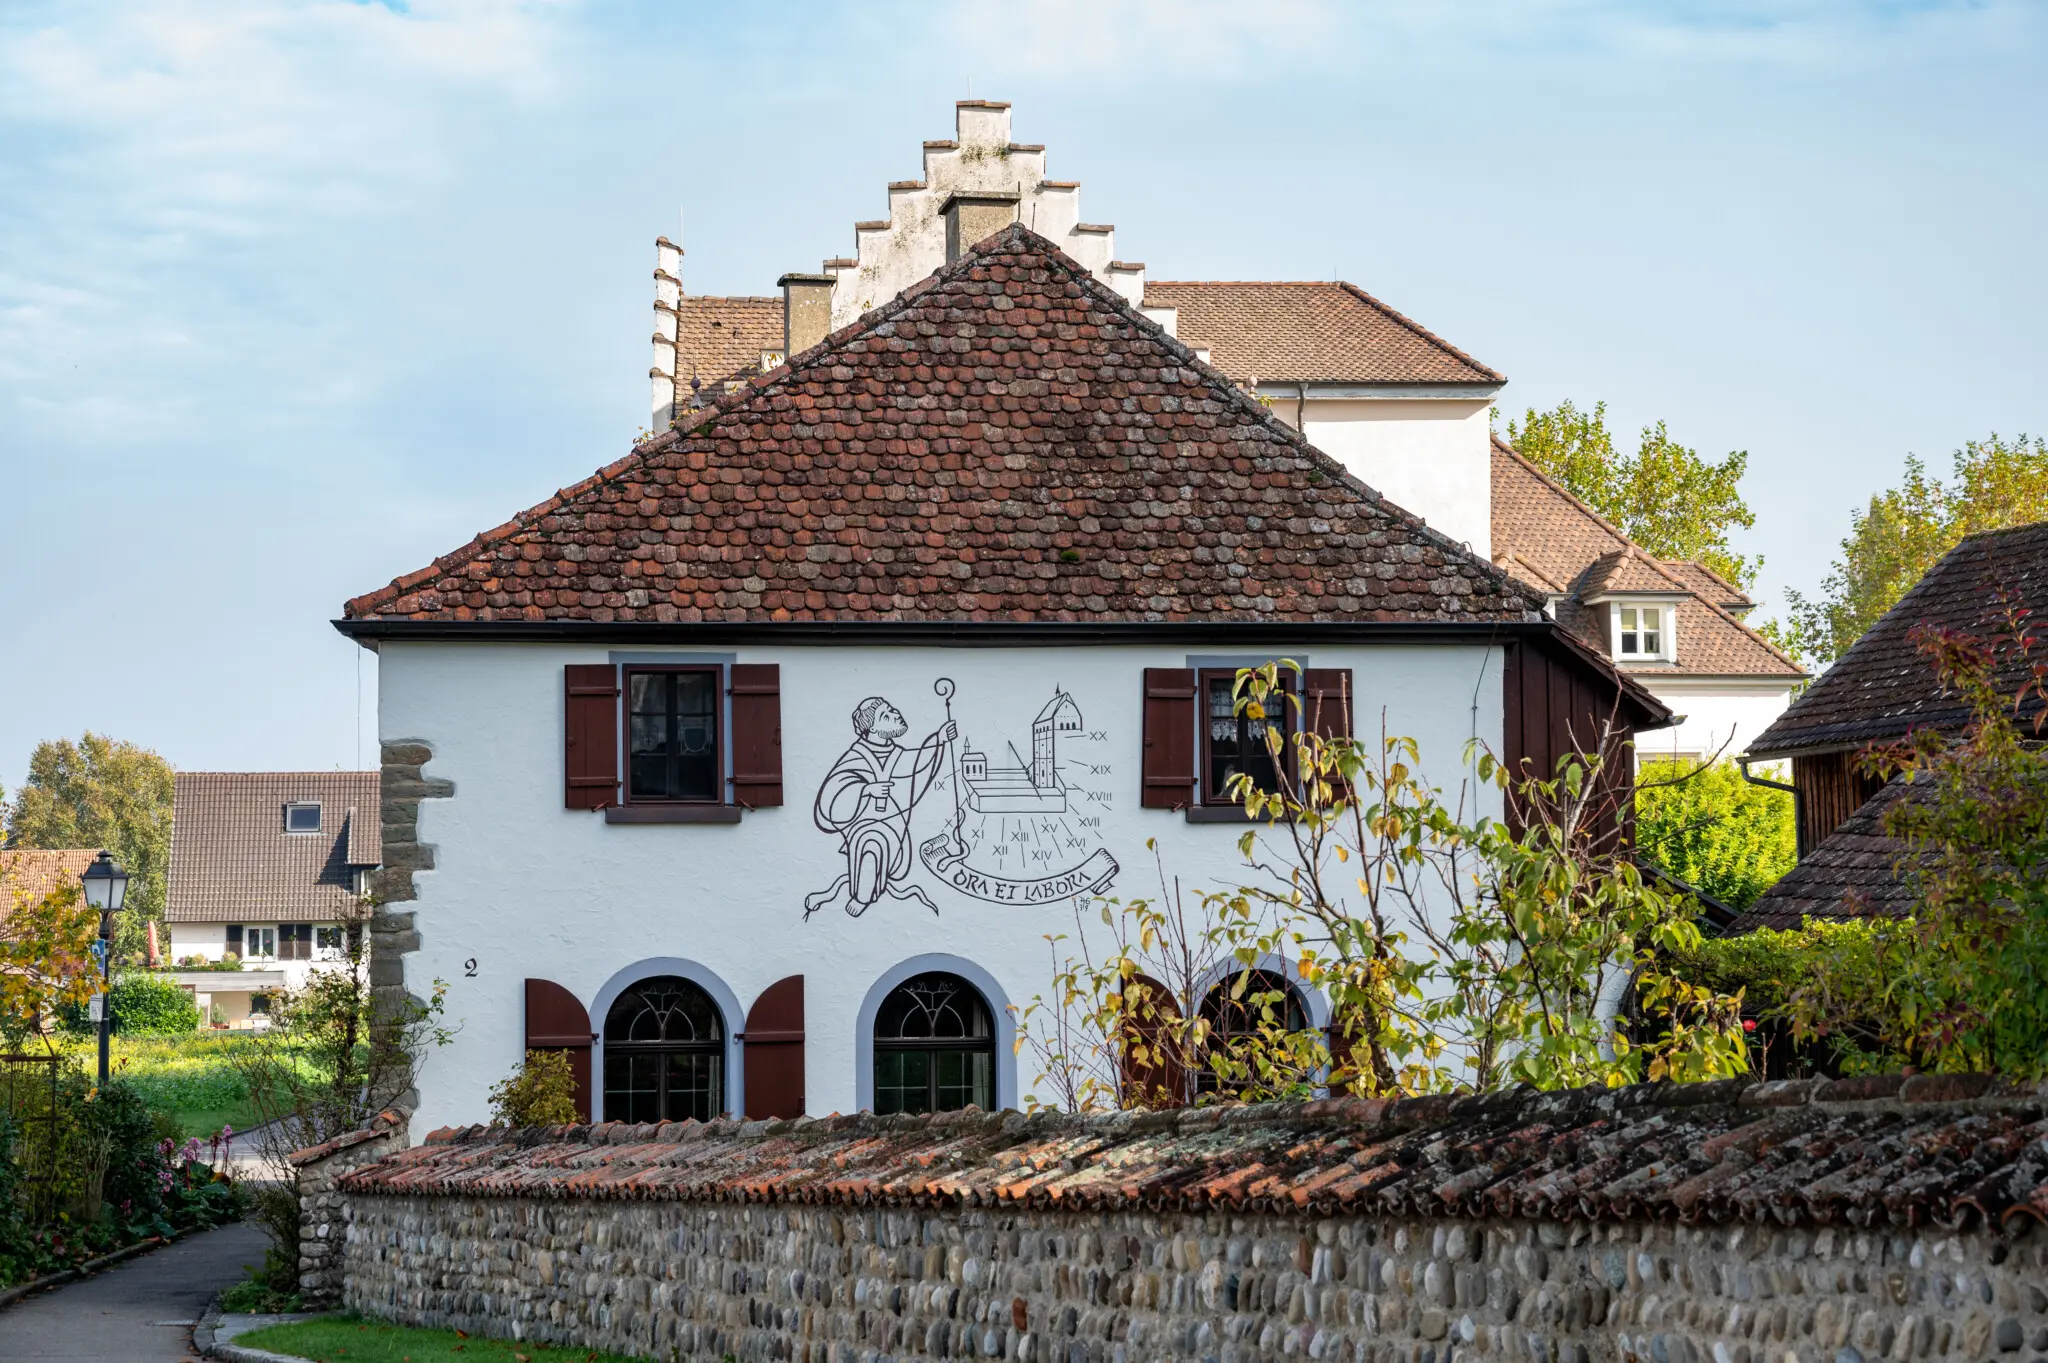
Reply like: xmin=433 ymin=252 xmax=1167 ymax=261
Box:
xmin=1031 ymin=690 xmax=1081 ymax=790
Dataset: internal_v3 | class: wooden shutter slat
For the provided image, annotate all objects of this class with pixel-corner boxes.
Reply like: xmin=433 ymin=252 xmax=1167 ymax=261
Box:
xmin=743 ymin=975 xmax=804 ymax=1119
xmin=1302 ymin=668 xmax=1354 ymax=794
xmin=728 ymin=663 xmax=783 ymax=808
xmin=564 ymin=664 xmax=620 ymax=811
xmin=1141 ymin=668 xmax=1197 ymax=809
xmin=523 ymin=978 xmax=594 ymax=1123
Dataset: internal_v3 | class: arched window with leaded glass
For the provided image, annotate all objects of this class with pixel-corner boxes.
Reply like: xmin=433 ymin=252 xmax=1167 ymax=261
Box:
xmin=871 ymin=972 xmax=994 ymax=1115
xmin=602 ymin=975 xmax=725 ymax=1122
xmin=1195 ymin=968 xmax=1311 ymax=1098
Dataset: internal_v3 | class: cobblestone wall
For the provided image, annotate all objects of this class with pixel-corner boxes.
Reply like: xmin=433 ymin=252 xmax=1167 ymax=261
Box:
xmin=288 ymin=1108 xmax=410 ymax=1310
xmin=342 ymin=1193 xmax=2048 ymax=1363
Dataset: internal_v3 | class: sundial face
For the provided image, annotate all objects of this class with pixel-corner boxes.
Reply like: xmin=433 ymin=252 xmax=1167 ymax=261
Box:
xmin=804 ymin=678 xmax=1119 ymax=920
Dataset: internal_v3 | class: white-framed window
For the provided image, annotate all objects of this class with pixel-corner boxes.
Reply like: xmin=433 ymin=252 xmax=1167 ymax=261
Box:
xmin=759 ymin=348 xmax=786 ymax=370
xmin=284 ymin=802 xmax=322 ymax=833
xmin=315 ymin=925 xmax=346 ymax=958
xmin=1613 ymin=603 xmax=1668 ymax=660
xmin=238 ymin=925 xmax=277 ymax=959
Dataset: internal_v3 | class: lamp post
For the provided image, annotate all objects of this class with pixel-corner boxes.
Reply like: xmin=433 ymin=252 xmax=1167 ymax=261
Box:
xmin=80 ymin=850 xmax=129 ymax=1087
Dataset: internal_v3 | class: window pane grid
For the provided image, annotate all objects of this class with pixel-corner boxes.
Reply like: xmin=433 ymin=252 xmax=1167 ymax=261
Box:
xmin=627 ymin=669 xmax=721 ymax=804
xmin=1202 ymin=672 xmax=1286 ymax=802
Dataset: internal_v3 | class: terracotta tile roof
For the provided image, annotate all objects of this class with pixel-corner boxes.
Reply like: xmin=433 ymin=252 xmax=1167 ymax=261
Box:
xmin=342 ymin=1073 xmax=2048 ymax=1233
xmin=671 ymin=297 xmax=784 ymax=396
xmin=0 ymin=848 xmax=97 ymax=910
xmin=1491 ymin=439 xmax=1802 ymax=681
xmin=1658 ymin=559 xmax=1755 ymax=615
xmin=165 ymin=772 xmax=380 ymax=924
xmin=347 ymin=227 xmax=1539 ymax=627
xmin=1142 ymin=281 xmax=1501 ymax=387
xmin=1750 ymin=522 xmax=2048 ymax=758
xmin=1581 ymin=547 xmax=1688 ymax=598
xmin=1725 ymin=778 xmax=1923 ymax=934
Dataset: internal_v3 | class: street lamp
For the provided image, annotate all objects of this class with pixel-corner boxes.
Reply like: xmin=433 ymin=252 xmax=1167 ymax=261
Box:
xmin=79 ymin=851 xmax=129 ymax=1087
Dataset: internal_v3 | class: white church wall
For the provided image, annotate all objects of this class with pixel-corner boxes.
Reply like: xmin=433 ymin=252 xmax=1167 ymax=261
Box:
xmin=377 ymin=638 xmax=1505 ymax=1135
xmin=1284 ymin=398 xmax=1494 ymax=557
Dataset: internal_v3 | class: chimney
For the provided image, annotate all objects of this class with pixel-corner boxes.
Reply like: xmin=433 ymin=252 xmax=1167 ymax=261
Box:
xmin=779 ymin=272 xmax=835 ymax=357
xmin=940 ymin=191 xmax=1020 ymax=264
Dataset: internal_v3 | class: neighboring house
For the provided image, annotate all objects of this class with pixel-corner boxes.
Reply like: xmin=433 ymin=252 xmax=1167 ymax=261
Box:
xmin=652 ymin=100 xmax=1797 ymax=765
xmin=0 ymin=847 xmax=99 ymax=908
xmin=1488 ymin=439 xmax=1805 ymax=764
xmin=163 ymin=772 xmax=381 ymax=1027
xmin=340 ymin=217 xmax=1670 ymax=1135
xmin=1732 ymin=521 xmax=2048 ymax=931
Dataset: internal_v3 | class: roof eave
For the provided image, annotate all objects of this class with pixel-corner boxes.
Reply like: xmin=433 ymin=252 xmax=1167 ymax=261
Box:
xmin=334 ymin=617 xmax=1552 ymax=646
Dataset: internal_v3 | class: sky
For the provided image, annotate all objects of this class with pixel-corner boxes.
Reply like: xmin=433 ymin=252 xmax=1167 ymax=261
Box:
xmin=1 ymin=0 xmax=2043 ymax=797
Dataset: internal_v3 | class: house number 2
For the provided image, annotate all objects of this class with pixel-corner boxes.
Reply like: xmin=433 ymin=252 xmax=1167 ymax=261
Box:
xmin=463 ymin=958 xmax=478 ymax=978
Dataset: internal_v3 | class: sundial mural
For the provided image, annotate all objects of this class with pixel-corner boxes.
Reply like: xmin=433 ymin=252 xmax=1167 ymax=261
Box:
xmin=804 ymin=677 xmax=1119 ymax=919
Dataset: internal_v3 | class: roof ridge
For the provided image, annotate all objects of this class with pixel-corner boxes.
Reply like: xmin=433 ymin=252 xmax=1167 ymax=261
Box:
xmin=346 ymin=224 xmax=1534 ymax=623
xmin=1491 ymin=435 xmax=1635 ymax=550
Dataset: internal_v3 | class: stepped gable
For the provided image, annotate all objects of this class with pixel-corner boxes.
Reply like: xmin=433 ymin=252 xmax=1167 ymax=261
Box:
xmin=1142 ymin=280 xmax=1500 ymax=387
xmin=341 ymin=1073 xmax=2048 ymax=1233
xmin=1725 ymin=777 xmax=1925 ymax=934
xmin=1751 ymin=521 xmax=2048 ymax=758
xmin=346 ymin=225 xmax=1537 ymax=627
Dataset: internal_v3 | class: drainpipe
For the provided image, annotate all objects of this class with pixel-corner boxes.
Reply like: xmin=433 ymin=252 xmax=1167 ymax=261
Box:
xmin=1740 ymin=755 xmax=1803 ymax=857
xmin=1296 ymin=383 xmax=1307 ymax=434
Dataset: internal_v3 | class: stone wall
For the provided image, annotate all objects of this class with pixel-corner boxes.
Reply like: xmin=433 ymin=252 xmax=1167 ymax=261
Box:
xmin=326 ymin=1077 xmax=2048 ymax=1362
xmin=288 ymin=1107 xmax=410 ymax=1310
xmin=342 ymin=1195 xmax=2046 ymax=1363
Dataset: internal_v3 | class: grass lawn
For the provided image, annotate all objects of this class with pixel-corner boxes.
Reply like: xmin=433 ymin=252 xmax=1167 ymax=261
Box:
xmin=53 ymin=1032 xmax=269 ymax=1138
xmin=235 ymin=1315 xmax=652 ymax=1363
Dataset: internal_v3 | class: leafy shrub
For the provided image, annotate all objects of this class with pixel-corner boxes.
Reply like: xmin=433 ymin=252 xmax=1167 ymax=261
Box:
xmin=56 ymin=972 xmax=200 ymax=1037
xmin=488 ymin=1050 xmax=580 ymax=1127
xmin=1635 ymin=758 xmax=1797 ymax=909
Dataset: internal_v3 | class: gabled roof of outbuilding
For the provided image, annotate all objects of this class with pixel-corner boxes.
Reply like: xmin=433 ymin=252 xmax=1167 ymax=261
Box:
xmin=345 ymin=226 xmax=1538 ymax=628
xmin=1749 ymin=522 xmax=2048 ymax=758
xmin=1724 ymin=777 xmax=1922 ymax=934
xmin=166 ymin=772 xmax=380 ymax=924
xmin=1142 ymin=280 xmax=1501 ymax=387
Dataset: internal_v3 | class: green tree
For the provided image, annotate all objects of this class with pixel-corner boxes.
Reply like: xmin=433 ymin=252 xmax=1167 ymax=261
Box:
xmin=1503 ymin=400 xmax=1760 ymax=590
xmin=1635 ymin=759 xmax=1797 ymax=909
xmin=4 ymin=734 xmax=173 ymax=953
xmin=1784 ymin=434 xmax=2048 ymax=665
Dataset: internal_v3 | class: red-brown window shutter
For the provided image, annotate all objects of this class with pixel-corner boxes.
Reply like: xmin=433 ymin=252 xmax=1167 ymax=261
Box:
xmin=523 ymin=978 xmax=594 ymax=1123
xmin=728 ymin=664 xmax=783 ymax=808
xmin=1302 ymin=668 xmax=1355 ymax=792
xmin=563 ymin=664 xmax=620 ymax=810
xmin=1141 ymin=668 xmax=1197 ymax=809
xmin=1118 ymin=972 xmax=1187 ymax=1109
xmin=743 ymin=974 xmax=804 ymax=1119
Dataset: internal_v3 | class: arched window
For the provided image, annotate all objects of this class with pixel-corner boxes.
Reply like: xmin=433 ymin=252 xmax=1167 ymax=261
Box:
xmin=1195 ymin=969 xmax=1311 ymax=1097
xmin=602 ymin=976 xmax=724 ymax=1123
xmin=872 ymin=972 xmax=994 ymax=1115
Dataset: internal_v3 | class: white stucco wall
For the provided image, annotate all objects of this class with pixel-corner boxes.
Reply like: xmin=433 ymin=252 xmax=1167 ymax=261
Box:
xmin=1630 ymin=677 xmax=1801 ymax=768
xmin=165 ymin=921 xmax=343 ymax=991
xmin=377 ymin=640 xmax=1505 ymax=1135
xmin=1278 ymin=398 xmax=1494 ymax=558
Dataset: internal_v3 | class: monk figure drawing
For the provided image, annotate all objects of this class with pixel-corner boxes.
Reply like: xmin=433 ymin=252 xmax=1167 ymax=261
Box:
xmin=804 ymin=695 xmax=957 ymax=919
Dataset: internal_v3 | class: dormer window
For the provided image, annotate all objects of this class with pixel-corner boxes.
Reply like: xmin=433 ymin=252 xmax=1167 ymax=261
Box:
xmin=1613 ymin=603 xmax=1669 ymax=661
xmin=284 ymin=802 xmax=322 ymax=833
xmin=759 ymin=349 xmax=786 ymax=370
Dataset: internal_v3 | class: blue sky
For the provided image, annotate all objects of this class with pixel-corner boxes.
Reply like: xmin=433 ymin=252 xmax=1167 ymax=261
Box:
xmin=2 ymin=0 xmax=2043 ymax=795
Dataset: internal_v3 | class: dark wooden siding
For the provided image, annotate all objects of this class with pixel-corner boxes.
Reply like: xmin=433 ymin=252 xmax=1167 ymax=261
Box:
xmin=1792 ymin=751 xmax=1888 ymax=856
xmin=1501 ymin=636 xmax=1642 ymax=846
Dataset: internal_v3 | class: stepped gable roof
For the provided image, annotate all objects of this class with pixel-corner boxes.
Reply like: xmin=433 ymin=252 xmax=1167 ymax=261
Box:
xmin=1725 ymin=778 xmax=1922 ymax=934
xmin=1490 ymin=439 xmax=1801 ymax=680
xmin=345 ymin=226 xmax=1538 ymax=628
xmin=673 ymin=296 xmax=783 ymax=391
xmin=1141 ymin=281 xmax=1501 ymax=387
xmin=344 ymin=1072 xmax=2048 ymax=1234
xmin=1751 ymin=522 xmax=2048 ymax=758
xmin=166 ymin=772 xmax=380 ymax=924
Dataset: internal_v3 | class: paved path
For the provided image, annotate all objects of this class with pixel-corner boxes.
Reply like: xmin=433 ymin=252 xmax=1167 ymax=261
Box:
xmin=0 ymin=1221 xmax=270 ymax=1361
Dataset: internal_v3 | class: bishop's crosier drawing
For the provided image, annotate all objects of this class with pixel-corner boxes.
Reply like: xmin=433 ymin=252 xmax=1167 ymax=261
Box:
xmin=805 ymin=678 xmax=1120 ymax=919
